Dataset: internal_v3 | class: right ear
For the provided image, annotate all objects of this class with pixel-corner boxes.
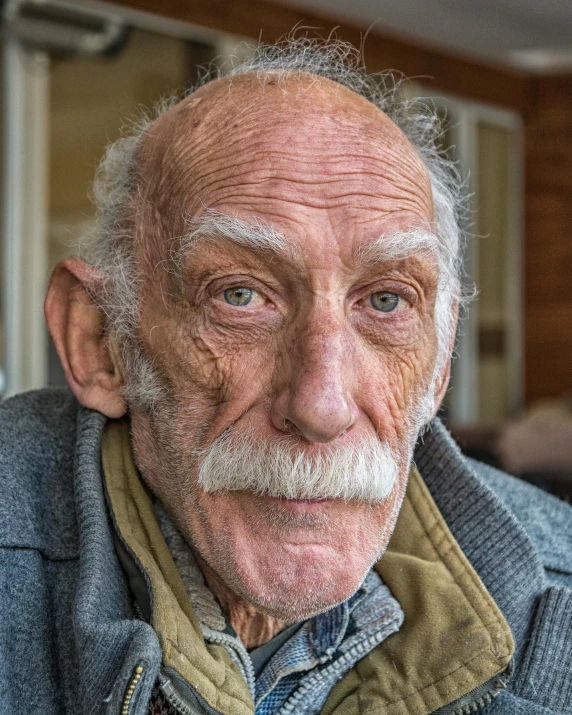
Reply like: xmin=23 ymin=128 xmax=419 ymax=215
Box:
xmin=44 ymin=258 xmax=127 ymax=418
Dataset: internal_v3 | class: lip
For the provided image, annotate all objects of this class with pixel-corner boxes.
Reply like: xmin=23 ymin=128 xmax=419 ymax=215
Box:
xmin=282 ymin=498 xmax=331 ymax=504
xmin=272 ymin=496 xmax=338 ymax=511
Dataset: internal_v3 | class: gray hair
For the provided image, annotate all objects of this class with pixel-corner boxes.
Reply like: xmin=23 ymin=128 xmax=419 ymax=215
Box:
xmin=83 ymin=37 xmax=467 ymax=411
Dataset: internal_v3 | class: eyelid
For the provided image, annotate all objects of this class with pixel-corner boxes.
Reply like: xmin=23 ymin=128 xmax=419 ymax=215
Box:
xmin=353 ymin=281 xmax=418 ymax=306
xmin=371 ymin=291 xmax=411 ymax=312
xmin=215 ymin=286 xmax=265 ymax=305
xmin=376 ymin=283 xmax=418 ymax=305
xmin=208 ymin=275 xmax=263 ymax=296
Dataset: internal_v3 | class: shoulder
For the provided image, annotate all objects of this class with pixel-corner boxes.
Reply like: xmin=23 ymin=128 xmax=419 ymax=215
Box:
xmin=0 ymin=388 xmax=82 ymax=559
xmin=469 ymin=459 xmax=572 ymax=581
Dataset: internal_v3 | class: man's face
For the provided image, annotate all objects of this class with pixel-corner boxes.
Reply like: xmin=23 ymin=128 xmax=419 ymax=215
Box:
xmin=129 ymin=75 xmax=440 ymax=621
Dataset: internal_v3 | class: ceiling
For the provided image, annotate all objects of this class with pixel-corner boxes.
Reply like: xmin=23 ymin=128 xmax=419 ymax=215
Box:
xmin=278 ymin=0 xmax=572 ymax=71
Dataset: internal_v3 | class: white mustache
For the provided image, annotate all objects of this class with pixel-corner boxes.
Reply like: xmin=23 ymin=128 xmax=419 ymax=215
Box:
xmin=198 ymin=427 xmax=399 ymax=503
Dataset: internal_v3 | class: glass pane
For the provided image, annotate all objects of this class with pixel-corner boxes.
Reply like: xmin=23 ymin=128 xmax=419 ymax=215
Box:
xmin=476 ymin=122 xmax=511 ymax=421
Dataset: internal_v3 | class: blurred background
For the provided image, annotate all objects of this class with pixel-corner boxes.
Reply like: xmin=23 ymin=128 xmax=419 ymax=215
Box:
xmin=1 ymin=0 xmax=571 ymax=495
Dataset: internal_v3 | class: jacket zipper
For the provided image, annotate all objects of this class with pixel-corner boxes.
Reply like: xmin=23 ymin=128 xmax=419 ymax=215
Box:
xmin=146 ymin=661 xmax=510 ymax=715
xmin=120 ymin=664 xmax=144 ymax=715
xmin=200 ymin=624 xmax=256 ymax=700
xmin=277 ymin=630 xmax=394 ymax=714
xmin=158 ymin=678 xmax=199 ymax=715
xmin=158 ymin=668 xmax=226 ymax=715
xmin=431 ymin=661 xmax=513 ymax=715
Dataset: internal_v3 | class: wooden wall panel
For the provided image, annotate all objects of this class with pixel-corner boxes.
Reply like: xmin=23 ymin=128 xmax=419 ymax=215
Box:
xmin=524 ymin=77 xmax=572 ymax=402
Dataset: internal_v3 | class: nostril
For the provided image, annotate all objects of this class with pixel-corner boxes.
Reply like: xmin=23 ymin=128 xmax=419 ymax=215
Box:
xmin=283 ymin=418 xmax=300 ymax=435
xmin=274 ymin=410 xmax=302 ymax=436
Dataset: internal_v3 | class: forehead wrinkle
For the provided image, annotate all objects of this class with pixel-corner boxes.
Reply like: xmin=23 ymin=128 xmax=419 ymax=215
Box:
xmin=174 ymin=130 xmax=428 ymax=189
xmin=142 ymin=72 xmax=430 ymax=201
xmin=161 ymin=139 xmax=432 ymax=227
xmin=138 ymin=73 xmax=433 ymax=271
xmin=173 ymin=144 xmax=431 ymax=217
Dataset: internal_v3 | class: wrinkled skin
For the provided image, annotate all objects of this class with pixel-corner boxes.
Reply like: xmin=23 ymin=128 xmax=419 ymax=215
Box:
xmin=46 ymin=73 xmax=450 ymax=647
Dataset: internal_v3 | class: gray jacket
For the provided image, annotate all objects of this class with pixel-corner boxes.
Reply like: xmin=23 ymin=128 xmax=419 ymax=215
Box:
xmin=0 ymin=389 xmax=571 ymax=715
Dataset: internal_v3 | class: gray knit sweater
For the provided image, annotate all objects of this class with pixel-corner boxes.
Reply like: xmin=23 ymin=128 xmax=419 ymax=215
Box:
xmin=0 ymin=389 xmax=571 ymax=714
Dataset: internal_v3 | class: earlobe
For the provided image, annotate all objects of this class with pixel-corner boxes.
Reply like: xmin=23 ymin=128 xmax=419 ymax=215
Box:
xmin=45 ymin=258 xmax=127 ymax=418
xmin=430 ymin=299 xmax=459 ymax=418
xmin=432 ymin=356 xmax=452 ymax=416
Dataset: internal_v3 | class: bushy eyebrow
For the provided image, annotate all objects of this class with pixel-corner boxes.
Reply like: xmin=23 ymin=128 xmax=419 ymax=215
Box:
xmin=171 ymin=212 xmax=439 ymax=275
xmin=172 ymin=210 xmax=299 ymax=267
xmin=355 ymin=229 xmax=440 ymax=268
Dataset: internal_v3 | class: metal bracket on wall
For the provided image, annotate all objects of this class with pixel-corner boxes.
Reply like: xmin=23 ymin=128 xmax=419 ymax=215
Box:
xmin=3 ymin=0 xmax=129 ymax=56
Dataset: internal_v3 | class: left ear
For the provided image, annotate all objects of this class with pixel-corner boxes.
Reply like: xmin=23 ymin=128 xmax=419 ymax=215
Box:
xmin=45 ymin=258 xmax=127 ymax=418
xmin=430 ymin=299 xmax=459 ymax=418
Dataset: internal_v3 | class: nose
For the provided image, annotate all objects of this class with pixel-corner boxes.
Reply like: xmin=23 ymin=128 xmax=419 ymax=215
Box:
xmin=270 ymin=317 xmax=359 ymax=443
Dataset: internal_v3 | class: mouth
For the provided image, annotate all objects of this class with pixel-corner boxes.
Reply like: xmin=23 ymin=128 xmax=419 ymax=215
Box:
xmin=272 ymin=496 xmax=338 ymax=512
xmin=250 ymin=494 xmax=338 ymax=530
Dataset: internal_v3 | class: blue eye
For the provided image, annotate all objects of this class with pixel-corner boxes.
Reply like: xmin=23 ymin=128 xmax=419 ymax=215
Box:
xmin=370 ymin=292 xmax=400 ymax=312
xmin=224 ymin=287 xmax=253 ymax=306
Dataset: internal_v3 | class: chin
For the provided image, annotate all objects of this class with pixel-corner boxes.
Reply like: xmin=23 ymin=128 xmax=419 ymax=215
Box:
xmin=203 ymin=503 xmax=389 ymax=621
xmin=184 ymin=479 xmax=405 ymax=622
xmin=229 ymin=546 xmax=373 ymax=622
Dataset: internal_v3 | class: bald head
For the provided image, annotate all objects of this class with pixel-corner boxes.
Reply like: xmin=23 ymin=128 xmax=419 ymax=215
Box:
xmin=137 ymin=72 xmax=432 ymax=250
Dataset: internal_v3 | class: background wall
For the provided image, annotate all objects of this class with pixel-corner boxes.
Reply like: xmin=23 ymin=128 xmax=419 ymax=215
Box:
xmin=524 ymin=77 xmax=572 ymax=403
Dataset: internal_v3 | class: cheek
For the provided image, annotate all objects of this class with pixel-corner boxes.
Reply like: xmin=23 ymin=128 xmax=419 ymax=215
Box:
xmin=358 ymin=337 xmax=437 ymax=440
xmin=351 ymin=300 xmax=439 ymax=410
xmin=146 ymin=312 xmax=279 ymax=409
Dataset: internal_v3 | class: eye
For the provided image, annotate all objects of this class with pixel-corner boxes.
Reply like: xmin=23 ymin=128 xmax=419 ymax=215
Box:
xmin=369 ymin=292 xmax=409 ymax=313
xmin=223 ymin=287 xmax=256 ymax=306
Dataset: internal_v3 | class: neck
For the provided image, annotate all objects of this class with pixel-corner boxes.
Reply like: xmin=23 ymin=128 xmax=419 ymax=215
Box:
xmin=196 ymin=554 xmax=288 ymax=649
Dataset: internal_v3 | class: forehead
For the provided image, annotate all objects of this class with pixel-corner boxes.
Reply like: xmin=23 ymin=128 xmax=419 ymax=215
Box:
xmin=140 ymin=73 xmax=433 ymax=258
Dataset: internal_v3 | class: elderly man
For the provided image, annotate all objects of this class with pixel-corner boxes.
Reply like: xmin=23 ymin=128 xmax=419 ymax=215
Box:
xmin=1 ymin=40 xmax=571 ymax=715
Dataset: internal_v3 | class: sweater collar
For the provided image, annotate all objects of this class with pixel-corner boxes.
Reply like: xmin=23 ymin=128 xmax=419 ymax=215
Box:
xmin=73 ymin=408 xmax=162 ymax=715
xmin=414 ymin=419 xmax=546 ymax=663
